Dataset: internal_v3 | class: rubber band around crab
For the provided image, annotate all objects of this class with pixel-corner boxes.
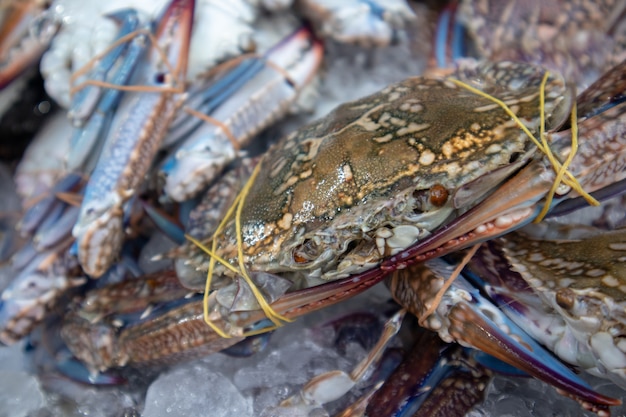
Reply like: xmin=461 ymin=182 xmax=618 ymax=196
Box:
xmin=412 ymin=71 xmax=599 ymax=323
xmin=186 ymin=161 xmax=292 ymax=339
xmin=449 ymin=71 xmax=599 ymax=223
xmin=70 ymin=28 xmax=187 ymax=98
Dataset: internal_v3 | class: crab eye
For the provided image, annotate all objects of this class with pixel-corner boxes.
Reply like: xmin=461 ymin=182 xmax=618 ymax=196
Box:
xmin=412 ymin=183 xmax=449 ymax=214
xmin=429 ymin=184 xmax=448 ymax=207
xmin=293 ymin=239 xmax=318 ymax=264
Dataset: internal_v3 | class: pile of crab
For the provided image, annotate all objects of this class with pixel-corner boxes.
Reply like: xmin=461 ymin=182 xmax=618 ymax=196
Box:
xmin=1 ymin=0 xmax=626 ymax=415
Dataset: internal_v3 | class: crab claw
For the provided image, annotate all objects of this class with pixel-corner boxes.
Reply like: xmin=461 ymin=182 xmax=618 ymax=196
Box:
xmin=72 ymin=0 xmax=195 ymax=278
xmin=61 ymin=262 xmax=389 ymax=372
xmin=67 ymin=9 xmax=143 ymax=128
xmin=150 ymin=0 xmax=194 ymax=83
xmin=160 ymin=25 xmax=323 ymax=202
xmin=0 ymin=1 xmax=58 ymax=89
xmin=388 ymin=258 xmax=620 ymax=414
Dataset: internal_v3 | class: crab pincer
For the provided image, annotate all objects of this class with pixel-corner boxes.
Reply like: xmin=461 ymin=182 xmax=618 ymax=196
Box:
xmin=72 ymin=0 xmax=194 ymax=278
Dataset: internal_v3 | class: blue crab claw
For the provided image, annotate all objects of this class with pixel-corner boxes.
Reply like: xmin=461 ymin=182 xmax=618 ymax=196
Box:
xmin=162 ymin=22 xmax=324 ymax=149
xmin=148 ymin=0 xmax=194 ymax=83
xmin=0 ymin=240 xmax=85 ymax=345
xmin=0 ymin=1 xmax=58 ymax=89
xmin=160 ymin=26 xmax=323 ymax=202
xmin=387 ymin=258 xmax=620 ymax=414
xmin=61 ymin=264 xmax=390 ymax=372
xmin=65 ymin=10 xmax=152 ymax=173
xmin=163 ymin=57 xmax=266 ymax=147
xmin=25 ymin=323 xmax=127 ymax=386
xmin=72 ymin=0 xmax=194 ymax=278
xmin=67 ymin=9 xmax=142 ymax=126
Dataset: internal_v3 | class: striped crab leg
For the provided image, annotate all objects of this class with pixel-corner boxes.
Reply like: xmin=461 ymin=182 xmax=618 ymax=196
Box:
xmin=61 ymin=265 xmax=390 ymax=372
xmin=72 ymin=0 xmax=194 ymax=278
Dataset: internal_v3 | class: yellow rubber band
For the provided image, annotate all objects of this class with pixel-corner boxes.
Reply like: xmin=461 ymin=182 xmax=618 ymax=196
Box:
xmin=187 ymin=160 xmax=291 ymax=339
xmin=70 ymin=30 xmax=185 ymax=98
xmin=234 ymin=163 xmax=293 ymax=326
xmin=449 ymin=72 xmax=599 ymax=223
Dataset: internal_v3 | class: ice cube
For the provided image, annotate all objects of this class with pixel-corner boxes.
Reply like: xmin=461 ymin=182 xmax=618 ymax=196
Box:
xmin=0 ymin=370 xmax=44 ymax=417
xmin=143 ymin=361 xmax=253 ymax=417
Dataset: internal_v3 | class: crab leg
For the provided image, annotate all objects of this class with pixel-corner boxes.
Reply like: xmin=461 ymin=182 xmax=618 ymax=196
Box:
xmin=387 ymin=258 xmax=620 ymax=414
xmin=72 ymin=0 xmax=194 ymax=278
xmin=61 ymin=263 xmax=390 ymax=372
xmin=280 ymin=313 xmax=489 ymax=417
xmin=364 ymin=329 xmax=491 ymax=417
xmin=272 ymin=309 xmax=405 ymax=414
xmin=18 ymin=172 xmax=83 ymax=236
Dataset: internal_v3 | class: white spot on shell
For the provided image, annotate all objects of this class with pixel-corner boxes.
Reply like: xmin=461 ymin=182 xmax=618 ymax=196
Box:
xmin=397 ymin=122 xmax=429 ymax=136
xmin=277 ymin=213 xmax=293 ymax=230
xmin=419 ymin=150 xmax=435 ymax=166
xmin=341 ymin=164 xmax=353 ymax=182
xmin=485 ymin=144 xmax=502 ymax=154
xmin=602 ymin=275 xmax=619 ymax=287
xmin=587 ymin=268 xmax=606 ymax=277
